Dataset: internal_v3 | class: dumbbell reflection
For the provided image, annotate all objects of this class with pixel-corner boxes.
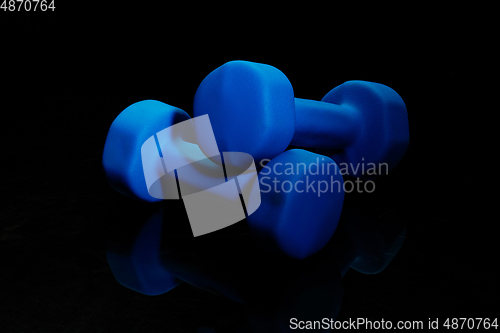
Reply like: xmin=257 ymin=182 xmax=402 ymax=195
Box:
xmin=106 ymin=201 xmax=406 ymax=332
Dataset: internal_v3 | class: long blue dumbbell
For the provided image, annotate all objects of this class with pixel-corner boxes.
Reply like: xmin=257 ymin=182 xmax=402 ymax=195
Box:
xmin=193 ymin=60 xmax=409 ymax=177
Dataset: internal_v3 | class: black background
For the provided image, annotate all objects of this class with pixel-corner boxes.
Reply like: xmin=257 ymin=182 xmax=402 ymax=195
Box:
xmin=1 ymin=3 xmax=496 ymax=332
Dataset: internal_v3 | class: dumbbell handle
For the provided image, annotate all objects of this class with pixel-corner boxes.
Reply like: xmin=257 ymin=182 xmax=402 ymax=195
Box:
xmin=292 ymin=98 xmax=359 ymax=149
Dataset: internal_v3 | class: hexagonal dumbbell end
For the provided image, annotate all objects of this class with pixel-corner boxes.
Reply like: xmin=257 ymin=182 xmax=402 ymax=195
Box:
xmin=247 ymin=149 xmax=345 ymax=259
xmin=102 ymin=100 xmax=191 ymax=202
xmin=312 ymin=80 xmax=409 ymax=177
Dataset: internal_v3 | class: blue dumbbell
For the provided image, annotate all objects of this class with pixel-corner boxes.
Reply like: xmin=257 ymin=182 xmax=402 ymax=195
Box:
xmin=193 ymin=60 xmax=409 ymax=177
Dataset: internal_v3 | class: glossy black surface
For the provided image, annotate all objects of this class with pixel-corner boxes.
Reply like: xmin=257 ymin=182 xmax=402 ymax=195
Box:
xmin=1 ymin=5 xmax=495 ymax=332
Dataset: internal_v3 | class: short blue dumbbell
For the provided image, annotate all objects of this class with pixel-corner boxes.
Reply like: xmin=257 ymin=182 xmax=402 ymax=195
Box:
xmin=193 ymin=60 xmax=409 ymax=177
